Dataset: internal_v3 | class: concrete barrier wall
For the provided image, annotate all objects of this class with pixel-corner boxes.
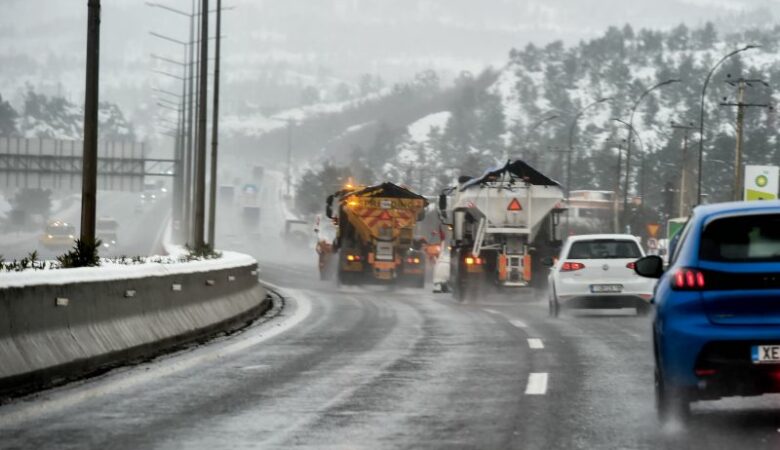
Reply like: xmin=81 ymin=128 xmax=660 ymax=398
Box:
xmin=0 ymin=261 xmax=269 ymax=396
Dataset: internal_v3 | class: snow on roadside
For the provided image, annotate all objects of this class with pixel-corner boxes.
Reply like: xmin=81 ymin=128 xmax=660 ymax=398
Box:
xmin=0 ymin=251 xmax=256 ymax=289
xmin=0 ymin=222 xmax=256 ymax=289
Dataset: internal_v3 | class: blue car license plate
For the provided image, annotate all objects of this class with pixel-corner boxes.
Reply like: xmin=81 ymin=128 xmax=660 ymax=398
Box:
xmin=752 ymin=345 xmax=780 ymax=364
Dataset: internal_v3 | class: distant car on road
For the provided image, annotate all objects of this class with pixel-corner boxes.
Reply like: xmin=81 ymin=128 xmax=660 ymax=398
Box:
xmin=240 ymin=184 xmax=261 ymax=227
xmin=283 ymin=219 xmax=312 ymax=248
xmin=96 ymin=217 xmax=119 ymax=249
xmin=547 ymin=234 xmax=654 ymax=317
xmin=635 ymin=201 xmax=780 ymax=423
xmin=140 ymin=190 xmax=158 ymax=203
xmin=39 ymin=219 xmax=76 ymax=250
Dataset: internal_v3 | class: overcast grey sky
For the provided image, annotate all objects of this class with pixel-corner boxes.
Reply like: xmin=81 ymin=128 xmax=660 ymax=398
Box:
xmin=0 ymin=0 xmax=776 ymax=112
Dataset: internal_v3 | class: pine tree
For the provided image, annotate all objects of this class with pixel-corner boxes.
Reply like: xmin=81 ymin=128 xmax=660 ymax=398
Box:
xmin=0 ymin=93 xmax=18 ymax=136
xmin=693 ymin=22 xmax=717 ymax=49
xmin=667 ymin=24 xmax=690 ymax=51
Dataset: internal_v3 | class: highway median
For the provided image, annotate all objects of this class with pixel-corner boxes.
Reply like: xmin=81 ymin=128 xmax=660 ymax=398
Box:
xmin=0 ymin=250 xmax=270 ymax=399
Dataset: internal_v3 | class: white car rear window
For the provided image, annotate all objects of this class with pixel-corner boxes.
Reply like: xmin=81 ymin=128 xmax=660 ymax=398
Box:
xmin=568 ymin=239 xmax=641 ymax=259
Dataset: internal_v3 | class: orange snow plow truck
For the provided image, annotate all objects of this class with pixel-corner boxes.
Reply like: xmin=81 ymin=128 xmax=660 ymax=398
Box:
xmin=322 ymin=182 xmax=429 ymax=287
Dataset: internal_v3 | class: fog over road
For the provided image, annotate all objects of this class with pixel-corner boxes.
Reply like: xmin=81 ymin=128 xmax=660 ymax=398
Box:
xmin=3 ymin=174 xmax=780 ymax=450
xmin=0 ymin=190 xmax=170 ymax=261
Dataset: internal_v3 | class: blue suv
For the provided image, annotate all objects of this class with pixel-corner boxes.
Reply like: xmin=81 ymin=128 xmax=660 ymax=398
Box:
xmin=635 ymin=201 xmax=780 ymax=421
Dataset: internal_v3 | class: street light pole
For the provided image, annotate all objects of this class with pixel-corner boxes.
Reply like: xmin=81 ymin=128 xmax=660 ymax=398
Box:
xmin=697 ymin=45 xmax=760 ymax=205
xmin=526 ymin=114 xmax=559 ymax=165
xmin=207 ymin=0 xmax=222 ymax=247
xmin=186 ymin=0 xmax=196 ymax=244
xmin=567 ymin=98 xmax=610 ymax=197
xmin=566 ymin=98 xmax=610 ymax=235
xmin=148 ymin=1 xmax=232 ymax=245
xmin=613 ymin=118 xmax=645 ymax=232
xmin=613 ymin=141 xmax=624 ymax=234
xmin=80 ymin=0 xmax=101 ymax=247
xmin=193 ymin=0 xmax=209 ymax=248
xmin=286 ymin=119 xmax=293 ymax=198
xmin=148 ymin=32 xmax=192 ymax=245
xmin=621 ymin=79 xmax=680 ymax=231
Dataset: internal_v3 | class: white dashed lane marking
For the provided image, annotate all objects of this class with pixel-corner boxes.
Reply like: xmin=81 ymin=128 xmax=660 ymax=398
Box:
xmin=527 ymin=338 xmax=544 ymax=349
xmin=509 ymin=319 xmax=527 ymax=329
xmin=484 ymin=309 xmax=501 ymax=315
xmin=525 ymin=373 xmax=549 ymax=395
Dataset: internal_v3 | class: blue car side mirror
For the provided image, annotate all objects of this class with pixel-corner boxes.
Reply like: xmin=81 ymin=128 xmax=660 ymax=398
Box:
xmin=635 ymin=255 xmax=664 ymax=279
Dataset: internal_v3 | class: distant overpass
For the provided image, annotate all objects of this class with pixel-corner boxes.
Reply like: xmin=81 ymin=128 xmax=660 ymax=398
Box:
xmin=0 ymin=136 xmax=175 ymax=192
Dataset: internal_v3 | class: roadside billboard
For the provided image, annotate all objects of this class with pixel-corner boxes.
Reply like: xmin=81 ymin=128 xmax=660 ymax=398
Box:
xmin=667 ymin=217 xmax=686 ymax=240
xmin=744 ymin=165 xmax=779 ymax=201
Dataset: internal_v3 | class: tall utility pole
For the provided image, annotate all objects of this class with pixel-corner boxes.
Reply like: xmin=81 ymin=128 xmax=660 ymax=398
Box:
xmin=151 ymin=70 xmax=187 ymax=245
xmin=671 ymin=121 xmax=697 ymax=217
xmin=286 ymin=119 xmax=293 ymax=198
xmin=719 ymin=76 xmax=771 ymax=201
xmin=185 ymin=0 xmax=196 ymax=244
xmin=612 ymin=118 xmax=644 ymax=233
xmin=147 ymin=9 xmax=194 ymax=245
xmin=80 ymin=0 xmax=101 ymax=246
xmin=639 ymin=154 xmax=647 ymax=213
xmin=208 ymin=0 xmax=222 ymax=247
xmin=176 ymin=62 xmax=186 ymax=243
xmin=697 ymin=45 xmax=760 ymax=205
xmin=193 ymin=0 xmax=209 ymax=248
xmin=613 ymin=141 xmax=624 ymax=234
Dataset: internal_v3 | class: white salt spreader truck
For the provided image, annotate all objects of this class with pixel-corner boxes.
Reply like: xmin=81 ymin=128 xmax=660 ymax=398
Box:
xmin=438 ymin=160 xmax=566 ymax=300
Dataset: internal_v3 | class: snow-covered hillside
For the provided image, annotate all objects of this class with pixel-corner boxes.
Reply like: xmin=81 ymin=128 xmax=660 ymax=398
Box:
xmin=375 ymin=24 xmax=780 ymax=208
xmin=382 ymin=111 xmax=452 ymax=193
xmin=221 ymin=88 xmax=392 ymax=138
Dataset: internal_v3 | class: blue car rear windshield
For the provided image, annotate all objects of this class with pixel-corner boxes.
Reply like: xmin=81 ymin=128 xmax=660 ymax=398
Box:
xmin=567 ymin=240 xmax=641 ymax=259
xmin=700 ymin=214 xmax=780 ymax=262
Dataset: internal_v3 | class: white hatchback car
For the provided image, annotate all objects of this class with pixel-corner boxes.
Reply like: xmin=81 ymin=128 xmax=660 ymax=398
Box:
xmin=547 ymin=234 xmax=655 ymax=316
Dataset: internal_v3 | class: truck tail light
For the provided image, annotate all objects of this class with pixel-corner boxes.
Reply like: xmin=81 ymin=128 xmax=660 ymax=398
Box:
xmin=346 ymin=254 xmax=361 ymax=262
xmin=560 ymin=261 xmax=585 ymax=272
xmin=406 ymin=257 xmax=421 ymax=264
xmin=672 ymin=268 xmax=705 ymax=290
xmin=465 ymin=257 xmax=483 ymax=265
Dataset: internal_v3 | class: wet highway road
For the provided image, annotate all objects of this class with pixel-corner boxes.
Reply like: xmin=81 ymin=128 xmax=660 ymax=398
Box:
xmin=3 ymin=258 xmax=780 ymax=449
xmin=3 ymin=173 xmax=780 ymax=449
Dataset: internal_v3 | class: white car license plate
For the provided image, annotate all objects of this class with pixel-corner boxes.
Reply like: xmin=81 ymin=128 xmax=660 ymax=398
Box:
xmin=752 ymin=345 xmax=780 ymax=364
xmin=590 ymin=284 xmax=623 ymax=293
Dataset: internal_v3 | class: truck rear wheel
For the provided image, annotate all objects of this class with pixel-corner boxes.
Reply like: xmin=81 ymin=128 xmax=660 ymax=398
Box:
xmin=548 ymin=295 xmax=560 ymax=318
xmin=452 ymin=280 xmax=465 ymax=302
xmin=337 ymin=270 xmax=349 ymax=287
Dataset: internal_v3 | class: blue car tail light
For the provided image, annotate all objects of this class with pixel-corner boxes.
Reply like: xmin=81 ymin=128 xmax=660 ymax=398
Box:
xmin=672 ymin=268 xmax=706 ymax=290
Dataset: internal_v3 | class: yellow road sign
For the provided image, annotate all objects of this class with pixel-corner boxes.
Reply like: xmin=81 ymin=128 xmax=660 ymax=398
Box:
xmin=646 ymin=223 xmax=660 ymax=238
